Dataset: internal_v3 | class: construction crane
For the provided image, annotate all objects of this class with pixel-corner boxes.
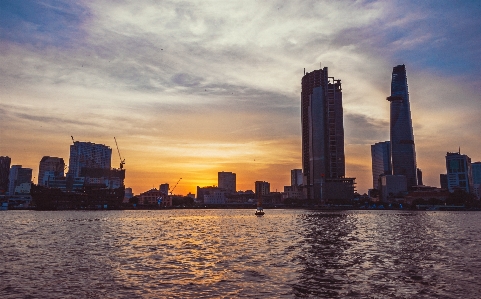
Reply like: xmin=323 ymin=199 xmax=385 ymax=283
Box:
xmin=114 ymin=137 xmax=125 ymax=169
xmin=170 ymin=178 xmax=182 ymax=195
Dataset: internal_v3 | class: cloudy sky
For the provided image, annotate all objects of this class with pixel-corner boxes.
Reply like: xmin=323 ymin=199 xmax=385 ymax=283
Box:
xmin=1 ymin=0 xmax=481 ymax=195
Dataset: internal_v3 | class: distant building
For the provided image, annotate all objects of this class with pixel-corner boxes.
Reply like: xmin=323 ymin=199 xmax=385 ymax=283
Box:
xmin=124 ymin=187 xmax=133 ymax=203
xmin=472 ymin=162 xmax=481 ymax=199
xmin=38 ymin=156 xmax=65 ymax=186
xmin=204 ymin=190 xmax=228 ymax=204
xmin=138 ymin=188 xmax=171 ymax=207
xmin=255 ymin=181 xmax=270 ymax=198
xmin=218 ymin=171 xmax=236 ymax=194
xmin=80 ymin=168 xmax=125 ymax=189
xmin=445 ymin=151 xmax=473 ymax=193
xmin=291 ymin=169 xmax=303 ymax=187
xmin=417 ymin=168 xmax=423 ymax=186
xmin=0 ymin=156 xmax=11 ymax=194
xmin=67 ymin=141 xmax=112 ymax=178
xmin=321 ymin=178 xmax=356 ymax=203
xmin=440 ymin=174 xmax=448 ymax=190
xmin=405 ymin=185 xmax=450 ymax=203
xmin=8 ymin=165 xmax=32 ymax=195
xmin=196 ymin=186 xmax=225 ymax=203
xmin=283 ymin=185 xmax=303 ymax=200
xmin=387 ymin=65 xmax=418 ymax=190
xmin=371 ymin=141 xmax=391 ymax=189
xmin=380 ymin=175 xmax=407 ymax=202
xmin=225 ymin=190 xmax=255 ymax=204
xmin=301 ymin=66 xmax=347 ymax=200
xmin=159 ymin=183 xmax=169 ymax=195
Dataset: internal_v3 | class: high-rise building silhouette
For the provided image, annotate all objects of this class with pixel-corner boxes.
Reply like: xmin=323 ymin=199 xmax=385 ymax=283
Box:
xmin=255 ymin=181 xmax=270 ymax=198
xmin=67 ymin=141 xmax=112 ymax=178
xmin=445 ymin=151 xmax=473 ymax=193
xmin=291 ymin=169 xmax=303 ymax=187
xmin=301 ymin=66 xmax=347 ymax=200
xmin=8 ymin=165 xmax=32 ymax=195
xmin=387 ymin=65 xmax=417 ymax=190
xmin=38 ymin=156 xmax=65 ymax=186
xmin=218 ymin=171 xmax=236 ymax=194
xmin=371 ymin=141 xmax=391 ymax=189
xmin=0 ymin=156 xmax=11 ymax=194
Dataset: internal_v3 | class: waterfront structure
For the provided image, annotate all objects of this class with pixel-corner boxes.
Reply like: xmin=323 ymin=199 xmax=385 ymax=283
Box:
xmin=301 ymin=66 xmax=347 ymax=200
xmin=291 ymin=169 xmax=303 ymax=187
xmin=8 ymin=165 xmax=32 ymax=195
xmin=380 ymin=175 xmax=407 ymax=202
xmin=371 ymin=141 xmax=391 ymax=189
xmin=255 ymin=181 xmax=270 ymax=198
xmin=387 ymin=64 xmax=417 ymax=190
xmin=218 ymin=171 xmax=236 ymax=194
xmin=196 ymin=186 xmax=225 ymax=203
xmin=67 ymin=141 xmax=112 ymax=178
xmin=204 ymin=190 xmax=228 ymax=204
xmin=445 ymin=151 xmax=473 ymax=193
xmin=283 ymin=185 xmax=303 ymax=200
xmin=38 ymin=156 xmax=65 ymax=186
xmin=0 ymin=156 xmax=11 ymax=194
xmin=138 ymin=188 xmax=172 ymax=207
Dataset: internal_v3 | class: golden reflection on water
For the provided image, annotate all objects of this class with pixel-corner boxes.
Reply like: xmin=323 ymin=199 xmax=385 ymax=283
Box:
xmin=2 ymin=210 xmax=481 ymax=298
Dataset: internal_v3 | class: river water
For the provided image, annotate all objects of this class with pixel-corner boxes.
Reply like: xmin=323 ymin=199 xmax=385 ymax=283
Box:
xmin=1 ymin=209 xmax=481 ymax=298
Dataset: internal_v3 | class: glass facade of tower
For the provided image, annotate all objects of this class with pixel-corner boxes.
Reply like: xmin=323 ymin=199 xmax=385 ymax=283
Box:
xmin=301 ymin=67 xmax=345 ymax=200
xmin=67 ymin=141 xmax=112 ymax=178
xmin=371 ymin=141 xmax=391 ymax=189
xmin=387 ymin=65 xmax=417 ymax=190
xmin=446 ymin=152 xmax=473 ymax=193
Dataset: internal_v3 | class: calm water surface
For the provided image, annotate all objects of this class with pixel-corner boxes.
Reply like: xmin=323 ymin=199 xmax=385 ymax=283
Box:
xmin=1 ymin=209 xmax=481 ymax=298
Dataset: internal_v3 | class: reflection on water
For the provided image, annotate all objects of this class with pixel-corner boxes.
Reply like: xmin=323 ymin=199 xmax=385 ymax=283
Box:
xmin=1 ymin=210 xmax=481 ymax=298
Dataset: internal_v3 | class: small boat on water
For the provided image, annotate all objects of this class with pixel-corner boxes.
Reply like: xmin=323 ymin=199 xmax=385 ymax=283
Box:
xmin=255 ymin=197 xmax=265 ymax=216
xmin=255 ymin=207 xmax=265 ymax=216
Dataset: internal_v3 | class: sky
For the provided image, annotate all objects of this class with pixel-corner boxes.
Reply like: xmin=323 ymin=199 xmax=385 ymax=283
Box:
xmin=1 ymin=0 xmax=481 ymax=196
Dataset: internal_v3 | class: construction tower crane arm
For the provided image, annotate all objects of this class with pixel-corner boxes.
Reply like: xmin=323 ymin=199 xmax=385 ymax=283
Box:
xmin=114 ymin=137 xmax=126 ymax=169
xmin=170 ymin=178 xmax=182 ymax=195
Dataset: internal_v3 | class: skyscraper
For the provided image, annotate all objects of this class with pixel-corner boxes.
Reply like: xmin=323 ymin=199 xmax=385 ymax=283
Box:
xmin=301 ymin=66 xmax=346 ymax=200
xmin=218 ymin=171 xmax=236 ymax=194
xmin=371 ymin=141 xmax=391 ymax=189
xmin=0 ymin=156 xmax=11 ymax=194
xmin=387 ymin=65 xmax=417 ymax=190
xmin=67 ymin=141 xmax=112 ymax=178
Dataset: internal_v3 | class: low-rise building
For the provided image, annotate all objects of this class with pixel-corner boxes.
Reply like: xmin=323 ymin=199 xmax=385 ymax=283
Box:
xmin=138 ymin=188 xmax=172 ymax=207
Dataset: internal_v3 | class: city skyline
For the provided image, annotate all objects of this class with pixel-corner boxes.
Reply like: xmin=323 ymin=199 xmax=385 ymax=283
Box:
xmin=2 ymin=1 xmax=481 ymax=195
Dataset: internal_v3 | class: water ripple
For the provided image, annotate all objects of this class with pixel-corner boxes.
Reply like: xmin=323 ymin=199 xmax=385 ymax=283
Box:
xmin=1 ymin=210 xmax=481 ymax=298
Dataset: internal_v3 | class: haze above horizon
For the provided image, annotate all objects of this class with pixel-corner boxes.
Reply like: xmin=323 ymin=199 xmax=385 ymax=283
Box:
xmin=1 ymin=0 xmax=481 ymax=195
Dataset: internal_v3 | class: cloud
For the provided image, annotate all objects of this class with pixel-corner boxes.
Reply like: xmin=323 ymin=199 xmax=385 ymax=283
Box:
xmin=1 ymin=0 xmax=481 ymax=194
xmin=344 ymin=113 xmax=389 ymax=145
